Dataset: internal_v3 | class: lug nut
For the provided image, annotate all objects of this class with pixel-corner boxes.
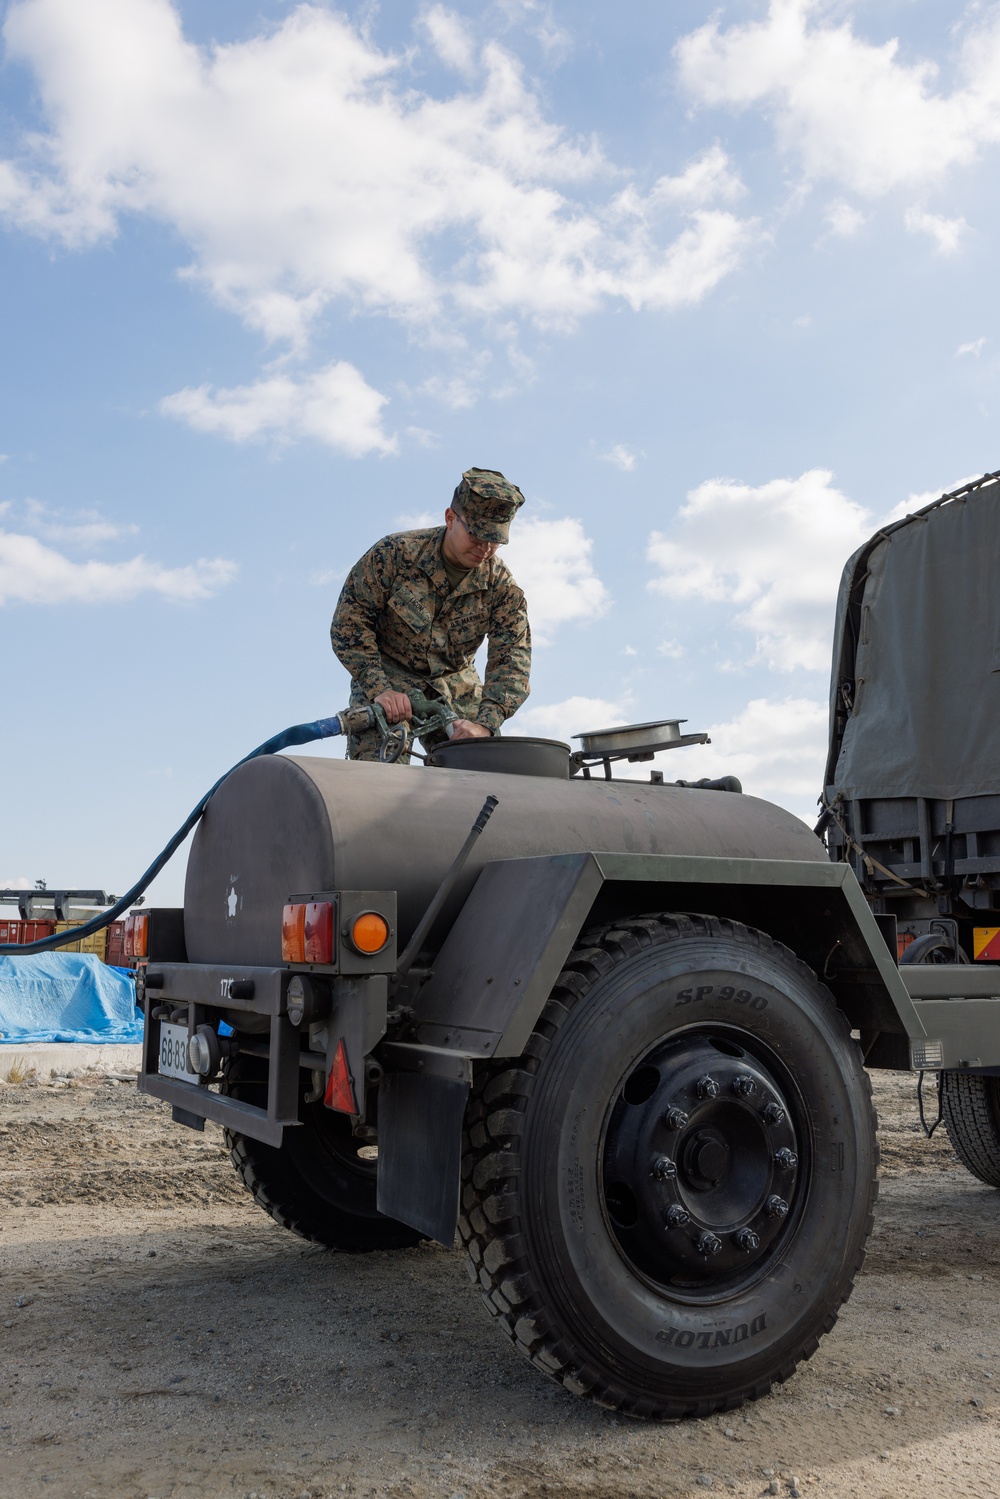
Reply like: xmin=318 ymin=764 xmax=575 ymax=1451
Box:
xmin=774 ymin=1147 xmax=798 ymax=1171
xmin=766 ymin=1194 xmax=789 ymax=1218
xmin=731 ymin=1075 xmax=756 ymax=1098
xmin=652 ymin=1155 xmax=677 ymax=1182
xmin=664 ymin=1204 xmax=690 ymax=1229
xmin=762 ymin=1101 xmax=785 ymax=1125
xmin=663 ymin=1107 xmax=689 ymax=1131
xmin=696 ymin=1075 xmax=720 ymax=1100
xmin=695 ymin=1231 xmax=723 ymax=1256
xmin=735 ymin=1227 xmax=760 ymax=1253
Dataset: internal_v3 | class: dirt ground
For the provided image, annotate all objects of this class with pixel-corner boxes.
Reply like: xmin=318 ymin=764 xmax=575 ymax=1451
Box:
xmin=0 ymin=1067 xmax=997 ymax=1499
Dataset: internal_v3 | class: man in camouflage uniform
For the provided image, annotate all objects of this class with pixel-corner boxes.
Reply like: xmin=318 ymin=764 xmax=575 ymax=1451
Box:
xmin=330 ymin=468 xmax=531 ymax=761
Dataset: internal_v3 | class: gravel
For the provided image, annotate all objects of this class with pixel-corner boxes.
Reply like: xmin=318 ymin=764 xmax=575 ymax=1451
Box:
xmin=0 ymin=1068 xmax=998 ymax=1498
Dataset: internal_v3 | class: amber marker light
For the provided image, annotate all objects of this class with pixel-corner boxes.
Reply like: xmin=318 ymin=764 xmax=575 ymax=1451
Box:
xmin=349 ymin=912 xmax=390 ymax=955
xmin=281 ymin=903 xmax=307 ymax=964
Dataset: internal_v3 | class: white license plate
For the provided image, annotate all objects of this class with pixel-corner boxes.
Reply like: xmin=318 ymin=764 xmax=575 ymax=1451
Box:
xmin=158 ymin=1021 xmax=196 ymax=1082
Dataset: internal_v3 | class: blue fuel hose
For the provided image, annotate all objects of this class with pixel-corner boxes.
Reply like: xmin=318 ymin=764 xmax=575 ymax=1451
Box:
xmin=0 ymin=715 xmax=349 ymax=956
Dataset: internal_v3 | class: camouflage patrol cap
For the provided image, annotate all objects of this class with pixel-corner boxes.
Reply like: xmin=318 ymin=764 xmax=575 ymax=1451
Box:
xmin=452 ymin=467 xmax=525 ymax=544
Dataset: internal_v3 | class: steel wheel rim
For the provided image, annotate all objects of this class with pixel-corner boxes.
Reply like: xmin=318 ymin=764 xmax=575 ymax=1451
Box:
xmin=601 ymin=1024 xmax=808 ymax=1304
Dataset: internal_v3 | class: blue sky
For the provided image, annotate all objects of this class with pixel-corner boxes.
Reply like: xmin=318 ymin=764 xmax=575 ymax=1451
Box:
xmin=2 ymin=0 xmax=998 ymax=905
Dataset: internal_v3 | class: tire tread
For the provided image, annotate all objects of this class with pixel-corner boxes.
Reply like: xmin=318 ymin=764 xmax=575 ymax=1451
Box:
xmin=941 ymin=1072 xmax=1000 ymax=1187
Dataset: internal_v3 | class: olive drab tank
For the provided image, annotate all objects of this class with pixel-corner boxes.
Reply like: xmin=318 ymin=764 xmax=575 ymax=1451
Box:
xmin=183 ymin=750 xmax=825 ymax=966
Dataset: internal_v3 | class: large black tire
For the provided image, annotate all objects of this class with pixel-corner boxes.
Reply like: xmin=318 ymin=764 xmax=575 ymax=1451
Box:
xmin=941 ymin=1071 xmax=1000 ymax=1187
xmin=459 ymin=913 xmax=878 ymax=1419
xmin=223 ymin=1051 xmax=423 ymax=1251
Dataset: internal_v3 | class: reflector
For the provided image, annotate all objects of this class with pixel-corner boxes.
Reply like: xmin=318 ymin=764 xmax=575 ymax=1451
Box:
xmin=323 ymin=1038 xmax=358 ymax=1113
xmin=281 ymin=903 xmax=306 ymax=964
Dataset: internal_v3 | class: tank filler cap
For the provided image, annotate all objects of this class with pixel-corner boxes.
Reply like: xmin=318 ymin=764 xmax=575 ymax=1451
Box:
xmin=571 ymin=719 xmax=710 ymax=767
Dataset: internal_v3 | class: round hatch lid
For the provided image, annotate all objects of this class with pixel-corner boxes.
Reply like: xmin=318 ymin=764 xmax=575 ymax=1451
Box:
xmin=572 ymin=720 xmax=687 ymax=758
xmin=426 ymin=736 xmax=571 ymax=778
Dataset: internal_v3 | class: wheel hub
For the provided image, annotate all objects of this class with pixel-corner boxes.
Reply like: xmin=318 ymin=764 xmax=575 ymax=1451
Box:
xmin=681 ymin=1129 xmax=730 ymax=1190
xmin=602 ymin=1030 xmax=801 ymax=1291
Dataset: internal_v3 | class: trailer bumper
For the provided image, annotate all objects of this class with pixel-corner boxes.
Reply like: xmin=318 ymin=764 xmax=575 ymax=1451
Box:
xmin=135 ymin=963 xmax=303 ymax=1145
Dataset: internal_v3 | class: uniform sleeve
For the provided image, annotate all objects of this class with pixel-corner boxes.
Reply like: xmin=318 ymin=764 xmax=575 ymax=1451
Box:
xmin=330 ymin=540 xmax=396 ymax=702
xmin=478 ymin=569 xmax=531 ymax=732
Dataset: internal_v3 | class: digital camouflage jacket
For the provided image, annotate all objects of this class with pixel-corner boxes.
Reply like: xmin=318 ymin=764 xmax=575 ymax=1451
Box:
xmin=330 ymin=527 xmax=531 ymax=733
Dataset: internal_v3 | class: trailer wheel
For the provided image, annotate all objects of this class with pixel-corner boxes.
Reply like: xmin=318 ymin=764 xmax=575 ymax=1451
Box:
xmin=222 ymin=1051 xmax=423 ymax=1251
xmin=941 ymin=1072 xmax=1000 ymax=1188
xmin=458 ymin=913 xmax=877 ymax=1419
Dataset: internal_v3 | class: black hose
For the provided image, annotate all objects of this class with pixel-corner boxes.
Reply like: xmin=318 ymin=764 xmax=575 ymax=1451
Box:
xmin=0 ymin=714 xmax=347 ymax=956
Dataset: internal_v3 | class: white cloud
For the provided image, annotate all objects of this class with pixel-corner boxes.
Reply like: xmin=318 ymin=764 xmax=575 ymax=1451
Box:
xmin=904 ymin=205 xmax=967 ymax=254
xmin=421 ymin=5 xmax=477 ymax=77
xmin=547 ymin=691 xmax=829 ymax=820
xmin=600 ymin=444 xmax=637 ymax=472
xmin=647 ymin=469 xmax=874 ymax=672
xmin=677 ymin=1 xmax=1000 ymax=199
xmin=0 ymin=0 xmax=756 ymax=355
xmin=309 ymin=567 xmax=343 ymax=588
xmin=393 ymin=509 xmax=439 ymax=531
xmin=160 ymin=362 xmax=395 ymax=456
xmin=956 ymin=337 xmax=986 ymax=357
xmin=647 ymin=145 xmax=746 ymax=209
xmin=905 ymin=205 xmax=965 ymax=254
xmin=420 ymin=373 xmax=483 ymax=411
xmin=506 ymin=694 xmax=627 ymax=744
xmin=824 ymin=199 xmax=866 ymax=237
xmin=0 ymin=530 xmax=237 ymax=605
xmin=657 ymin=639 xmax=684 ymax=659
xmin=1 ymin=877 xmax=33 ymax=888
xmin=504 ymin=515 xmax=611 ymax=644
xmin=495 ymin=0 xmax=573 ymax=62
xmin=405 ymin=425 xmax=440 ymax=449
xmin=666 ymin=696 xmax=827 ymax=817
xmin=20 ymin=498 xmax=138 ymax=547
xmin=607 ymin=694 xmax=828 ymax=818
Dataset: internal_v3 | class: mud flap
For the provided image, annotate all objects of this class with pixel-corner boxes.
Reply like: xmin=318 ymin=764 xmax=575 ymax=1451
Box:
xmin=377 ymin=1044 xmax=472 ymax=1245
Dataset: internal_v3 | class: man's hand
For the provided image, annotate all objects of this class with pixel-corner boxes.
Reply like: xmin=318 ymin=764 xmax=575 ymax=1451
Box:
xmin=374 ymin=689 xmax=413 ymax=724
xmin=449 ymin=719 xmax=491 ymax=741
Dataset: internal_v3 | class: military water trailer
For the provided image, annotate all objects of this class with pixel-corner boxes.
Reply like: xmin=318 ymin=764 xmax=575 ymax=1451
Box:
xmin=134 ymin=708 xmax=926 ymax=1421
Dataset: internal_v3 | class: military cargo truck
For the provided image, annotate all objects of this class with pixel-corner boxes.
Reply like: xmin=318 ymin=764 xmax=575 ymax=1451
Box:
xmin=133 ymin=470 xmax=1000 ymax=1419
xmin=820 ymin=466 xmax=1000 ymax=1183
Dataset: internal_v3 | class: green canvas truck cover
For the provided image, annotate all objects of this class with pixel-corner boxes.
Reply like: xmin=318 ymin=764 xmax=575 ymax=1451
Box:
xmin=825 ymin=470 xmax=1000 ymax=802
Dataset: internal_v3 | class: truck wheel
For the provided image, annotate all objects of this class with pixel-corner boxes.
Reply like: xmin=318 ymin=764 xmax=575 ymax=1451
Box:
xmin=459 ymin=913 xmax=877 ymax=1418
xmin=223 ymin=1052 xmax=423 ymax=1251
xmin=941 ymin=1072 xmax=1000 ymax=1187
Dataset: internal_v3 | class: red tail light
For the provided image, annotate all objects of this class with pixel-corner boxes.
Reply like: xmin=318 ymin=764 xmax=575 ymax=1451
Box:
xmin=304 ymin=902 xmax=334 ymax=964
xmin=123 ymin=912 xmax=149 ymax=959
xmin=281 ymin=903 xmax=306 ymax=964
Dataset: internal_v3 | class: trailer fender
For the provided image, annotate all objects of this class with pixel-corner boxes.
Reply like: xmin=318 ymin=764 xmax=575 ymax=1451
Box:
xmin=408 ymin=850 xmax=925 ymax=1057
xmin=376 ymin=851 xmax=924 ymax=1243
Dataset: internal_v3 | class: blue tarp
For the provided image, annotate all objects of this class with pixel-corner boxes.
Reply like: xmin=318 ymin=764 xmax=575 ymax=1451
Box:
xmin=0 ymin=953 xmax=142 ymax=1044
